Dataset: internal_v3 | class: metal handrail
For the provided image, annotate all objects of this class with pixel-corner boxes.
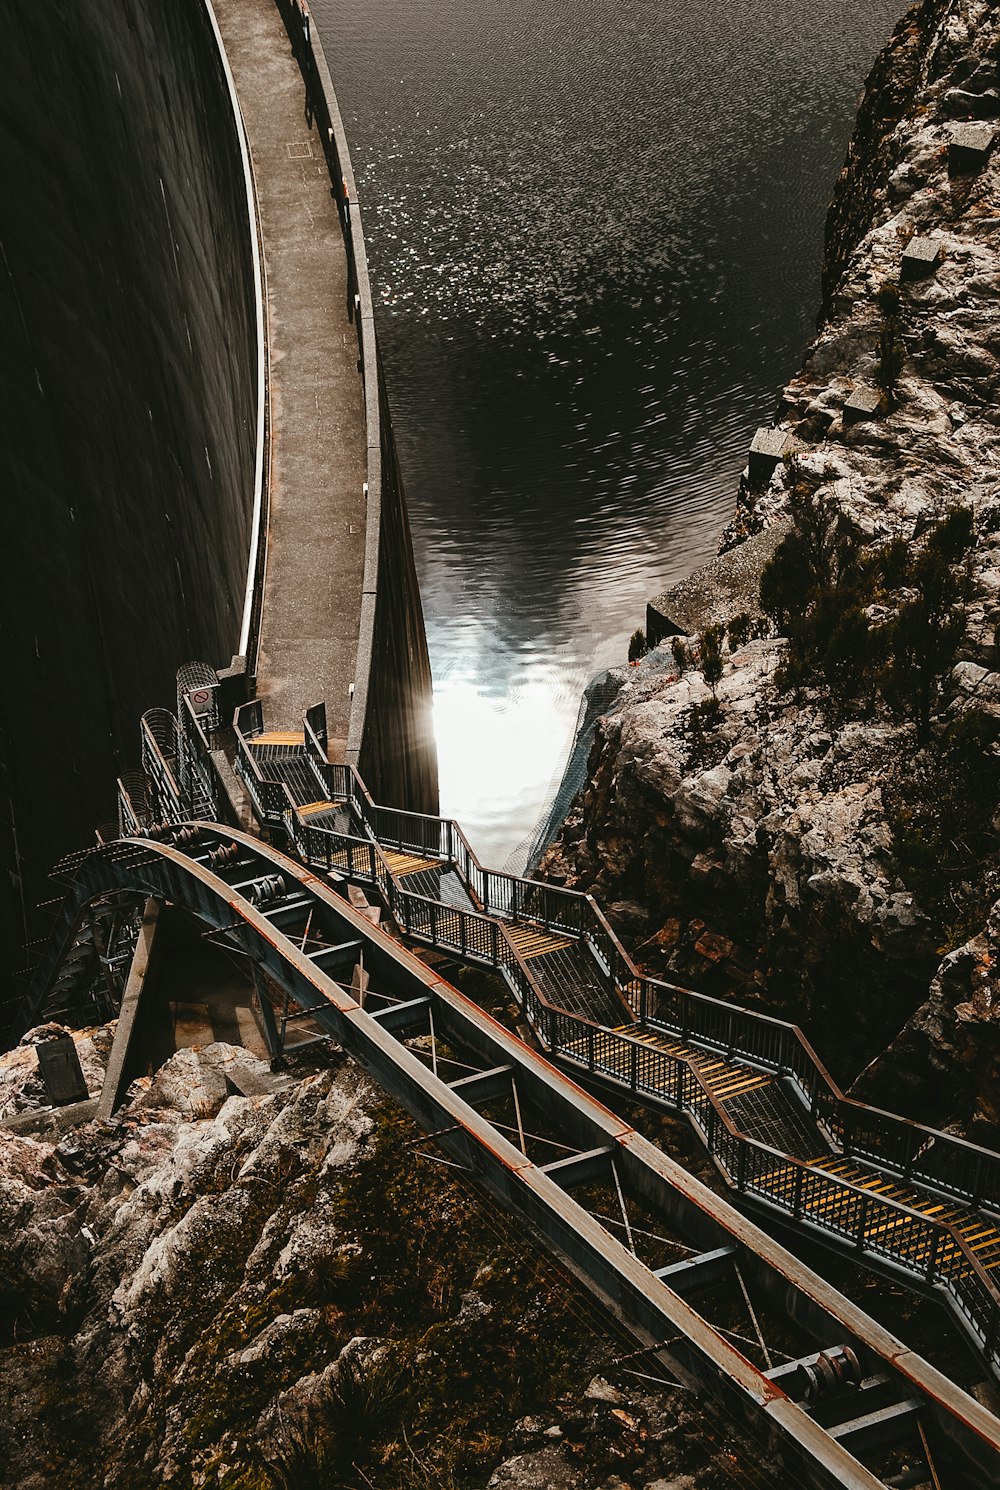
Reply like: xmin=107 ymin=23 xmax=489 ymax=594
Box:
xmin=548 ymin=1016 xmax=1000 ymax=1351
xmin=247 ymin=702 xmax=1000 ymax=1215
xmin=224 ymin=699 xmax=1000 ymax=1361
xmin=201 ymin=0 xmax=269 ymax=678
xmin=177 ymin=695 xmax=220 ymax=818
xmin=117 ymin=771 xmax=152 ymax=836
xmin=140 ymin=710 xmax=184 ymax=821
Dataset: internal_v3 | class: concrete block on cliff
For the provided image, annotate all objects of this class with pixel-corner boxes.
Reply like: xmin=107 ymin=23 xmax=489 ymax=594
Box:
xmin=842 ymin=385 xmax=882 ymax=425
xmin=36 ymin=1036 xmax=89 ymax=1106
xmin=748 ymin=427 xmax=794 ymax=486
xmin=901 ymin=236 xmax=941 ymax=280
xmin=947 ymin=122 xmax=997 ymax=175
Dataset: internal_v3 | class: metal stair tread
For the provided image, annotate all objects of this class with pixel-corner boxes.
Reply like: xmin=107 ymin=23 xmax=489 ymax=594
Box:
xmin=382 ymin=851 xmax=442 ymax=878
xmin=250 ymin=731 xmax=305 ymax=746
xmin=297 ymin=799 xmax=338 ymax=817
xmin=504 ymin=925 xmax=574 ymax=958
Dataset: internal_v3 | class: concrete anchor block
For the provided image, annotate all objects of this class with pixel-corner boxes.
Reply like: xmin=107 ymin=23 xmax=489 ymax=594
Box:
xmin=947 ymin=123 xmax=997 ymax=175
xmin=748 ymin=427 xmax=794 ymax=486
xmin=842 ymin=386 xmax=882 ymax=425
xmin=901 ymin=236 xmax=941 ymax=280
xmin=36 ymin=1035 xmax=90 ymax=1106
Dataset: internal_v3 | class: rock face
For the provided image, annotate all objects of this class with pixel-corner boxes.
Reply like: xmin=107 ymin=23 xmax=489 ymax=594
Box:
xmin=855 ymin=899 xmax=1000 ymax=1140
xmin=0 ymin=1037 xmax=731 ymax=1490
xmin=543 ymin=0 xmax=1000 ymax=1112
xmin=0 ymin=1023 xmax=113 ymax=1120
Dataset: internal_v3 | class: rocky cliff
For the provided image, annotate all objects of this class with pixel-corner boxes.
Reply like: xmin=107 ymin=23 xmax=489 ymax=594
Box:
xmin=542 ymin=0 xmax=1000 ymax=1138
xmin=0 ymin=1032 xmax=733 ymax=1490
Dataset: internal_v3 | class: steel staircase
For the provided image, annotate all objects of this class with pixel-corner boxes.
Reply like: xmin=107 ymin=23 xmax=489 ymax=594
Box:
xmin=219 ymin=694 xmax=1000 ymax=1378
xmin=18 ymin=817 xmax=1000 ymax=1488
xmin=15 ymin=674 xmax=1000 ymax=1388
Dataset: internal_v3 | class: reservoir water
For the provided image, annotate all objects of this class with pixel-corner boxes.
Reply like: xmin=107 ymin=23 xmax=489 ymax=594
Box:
xmin=313 ymin=0 xmax=901 ymax=868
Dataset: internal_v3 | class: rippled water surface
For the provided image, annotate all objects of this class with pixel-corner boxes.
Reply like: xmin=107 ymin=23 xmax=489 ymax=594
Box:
xmin=313 ymin=0 xmax=901 ymax=867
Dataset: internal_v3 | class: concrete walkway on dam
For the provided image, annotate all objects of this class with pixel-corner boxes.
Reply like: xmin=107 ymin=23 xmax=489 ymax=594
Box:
xmin=213 ymin=0 xmax=367 ymax=753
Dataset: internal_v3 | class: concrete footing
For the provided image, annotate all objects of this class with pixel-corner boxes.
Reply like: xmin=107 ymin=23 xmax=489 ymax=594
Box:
xmin=96 ymin=897 xmax=161 ymax=1119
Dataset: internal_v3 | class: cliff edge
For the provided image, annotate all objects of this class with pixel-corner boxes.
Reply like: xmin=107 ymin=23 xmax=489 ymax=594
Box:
xmin=542 ymin=0 xmax=1000 ymax=1139
xmin=0 ymin=1033 xmax=733 ymax=1490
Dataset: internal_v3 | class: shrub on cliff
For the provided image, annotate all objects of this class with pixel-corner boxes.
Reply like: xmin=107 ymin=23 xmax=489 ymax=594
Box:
xmin=760 ymin=487 xmax=859 ymax=636
xmin=761 ymin=496 xmax=974 ymax=729
xmin=670 ymin=635 xmax=690 ymax=674
xmin=760 ymin=489 xmax=869 ymax=705
xmin=874 ymin=280 xmax=905 ymax=403
xmin=882 ymin=508 xmax=974 ymax=743
xmin=726 ymin=612 xmax=753 ymax=650
xmin=628 ymin=627 xmax=648 ymax=663
xmin=883 ymin=707 xmax=1000 ymax=950
xmin=698 ymin=625 xmax=725 ymax=698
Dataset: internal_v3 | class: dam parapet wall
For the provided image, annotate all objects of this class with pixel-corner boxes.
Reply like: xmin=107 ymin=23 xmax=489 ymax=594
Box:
xmin=275 ymin=0 xmax=438 ymax=816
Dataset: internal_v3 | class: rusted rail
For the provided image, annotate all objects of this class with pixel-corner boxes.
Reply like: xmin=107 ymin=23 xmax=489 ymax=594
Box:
xmin=212 ymin=696 xmax=1000 ymax=1378
xmin=19 ymin=824 xmax=1000 ymax=1489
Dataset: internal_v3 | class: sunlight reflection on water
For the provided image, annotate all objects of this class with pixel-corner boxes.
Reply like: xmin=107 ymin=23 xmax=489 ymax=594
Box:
xmin=432 ymin=653 xmax=585 ymax=868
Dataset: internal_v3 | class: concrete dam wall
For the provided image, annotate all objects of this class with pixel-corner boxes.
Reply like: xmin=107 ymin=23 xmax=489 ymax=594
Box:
xmin=0 ymin=0 xmax=259 ymax=973
xmin=1 ymin=0 xmax=437 ymax=987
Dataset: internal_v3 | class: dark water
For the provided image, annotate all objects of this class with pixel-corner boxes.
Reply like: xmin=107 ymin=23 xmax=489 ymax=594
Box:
xmin=314 ymin=0 xmax=901 ymax=867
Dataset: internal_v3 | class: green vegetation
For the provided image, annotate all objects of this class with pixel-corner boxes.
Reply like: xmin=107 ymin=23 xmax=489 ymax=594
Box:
xmin=684 ymin=698 xmax=725 ymax=771
xmin=669 ymin=635 xmax=690 ymax=673
xmin=725 ymin=612 xmax=753 ymax=650
xmin=676 ymin=626 xmax=728 ymax=767
xmin=697 ymin=625 xmax=724 ymax=700
xmin=759 ymin=476 xmax=864 ymax=700
xmin=883 ymin=708 xmax=1000 ymax=951
xmin=760 ymin=485 xmax=974 ymax=738
xmin=882 ymin=506 xmax=975 ymax=743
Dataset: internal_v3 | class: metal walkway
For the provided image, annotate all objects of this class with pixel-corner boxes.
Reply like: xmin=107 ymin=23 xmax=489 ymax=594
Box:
xmin=15 ymin=818 xmax=1000 ymax=1490
xmin=215 ymin=696 xmax=1000 ymax=1385
xmin=211 ymin=0 xmax=367 ymax=736
xmin=11 ymin=671 xmax=1000 ymax=1488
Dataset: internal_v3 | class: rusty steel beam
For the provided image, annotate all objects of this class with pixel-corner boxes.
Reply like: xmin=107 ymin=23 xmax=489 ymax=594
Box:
xmin=25 ymin=825 xmax=1000 ymax=1489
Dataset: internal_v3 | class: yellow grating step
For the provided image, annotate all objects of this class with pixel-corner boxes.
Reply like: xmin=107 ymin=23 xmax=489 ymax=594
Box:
xmin=298 ymin=800 xmax=338 ymax=817
xmin=706 ymin=1071 xmax=773 ymax=1100
xmin=567 ymin=1024 xmax=773 ymax=1104
xmin=807 ymin=1157 xmax=1000 ymax=1264
xmin=505 ymin=925 xmax=574 ymax=960
xmin=250 ymin=731 xmax=305 ymax=746
xmin=382 ymin=851 xmax=442 ymax=878
xmin=614 ymin=1025 xmax=772 ymax=1104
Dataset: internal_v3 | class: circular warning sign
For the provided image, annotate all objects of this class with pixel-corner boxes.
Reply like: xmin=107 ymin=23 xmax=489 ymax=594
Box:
xmin=191 ymin=689 xmax=212 ymax=706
